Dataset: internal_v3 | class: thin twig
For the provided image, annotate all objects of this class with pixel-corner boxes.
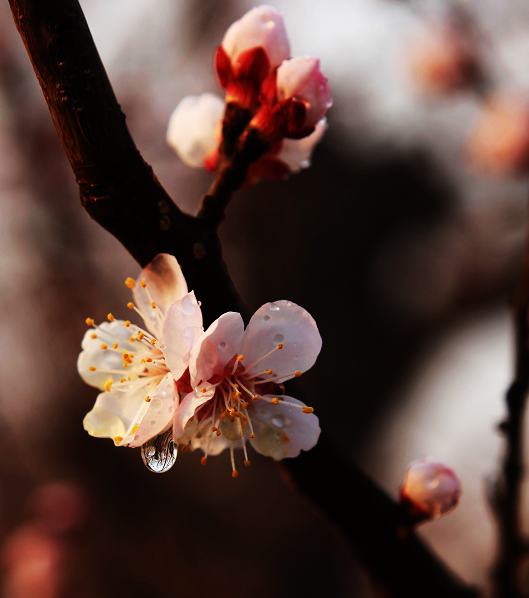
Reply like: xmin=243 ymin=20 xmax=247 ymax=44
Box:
xmin=8 ymin=1 xmax=478 ymax=595
xmin=492 ymin=232 xmax=529 ymax=597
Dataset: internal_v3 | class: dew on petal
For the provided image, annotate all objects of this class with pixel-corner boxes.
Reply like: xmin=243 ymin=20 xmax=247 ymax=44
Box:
xmin=271 ymin=416 xmax=285 ymax=428
xmin=141 ymin=431 xmax=177 ymax=473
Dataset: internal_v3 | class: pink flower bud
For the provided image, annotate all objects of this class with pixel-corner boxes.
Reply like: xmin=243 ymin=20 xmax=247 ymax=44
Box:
xmin=222 ymin=5 xmax=290 ymax=70
xmin=276 ymin=57 xmax=332 ymax=130
xmin=166 ymin=93 xmax=224 ymax=168
xmin=468 ymin=94 xmax=529 ymax=175
xmin=400 ymin=459 xmax=461 ymax=521
xmin=408 ymin=25 xmax=480 ymax=95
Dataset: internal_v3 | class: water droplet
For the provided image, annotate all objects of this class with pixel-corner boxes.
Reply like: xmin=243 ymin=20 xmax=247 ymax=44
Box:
xmin=269 ymin=303 xmax=280 ymax=312
xmin=141 ymin=431 xmax=177 ymax=473
xmin=274 ymin=333 xmax=284 ymax=343
xmin=218 ymin=341 xmax=227 ymax=350
xmin=272 ymin=416 xmax=285 ymax=428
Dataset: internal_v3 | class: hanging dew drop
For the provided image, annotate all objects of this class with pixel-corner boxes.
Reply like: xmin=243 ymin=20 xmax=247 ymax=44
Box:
xmin=141 ymin=430 xmax=177 ymax=473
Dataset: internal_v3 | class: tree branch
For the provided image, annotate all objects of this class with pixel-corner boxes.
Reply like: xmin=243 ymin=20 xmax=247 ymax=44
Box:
xmin=8 ymin=1 xmax=478 ymax=595
xmin=491 ymin=232 xmax=529 ymax=597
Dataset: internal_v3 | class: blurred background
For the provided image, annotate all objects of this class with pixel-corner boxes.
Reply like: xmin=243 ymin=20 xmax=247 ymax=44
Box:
xmin=1 ymin=0 xmax=528 ymax=596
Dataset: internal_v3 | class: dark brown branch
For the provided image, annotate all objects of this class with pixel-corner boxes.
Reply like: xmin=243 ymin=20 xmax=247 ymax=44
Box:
xmin=491 ymin=236 xmax=529 ymax=597
xmin=8 ymin=1 xmax=478 ymax=596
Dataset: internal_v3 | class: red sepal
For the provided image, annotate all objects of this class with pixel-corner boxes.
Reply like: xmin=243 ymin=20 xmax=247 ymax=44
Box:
xmin=235 ymin=46 xmax=270 ymax=86
xmin=215 ymin=46 xmax=233 ymax=89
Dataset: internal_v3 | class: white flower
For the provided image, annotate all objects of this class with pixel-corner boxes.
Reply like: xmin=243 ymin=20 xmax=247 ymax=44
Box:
xmin=400 ymin=458 xmax=461 ymax=519
xmin=172 ymin=301 xmax=322 ymax=476
xmin=166 ymin=93 xmax=224 ymax=168
xmin=276 ymin=57 xmax=332 ymax=129
xmin=222 ymin=5 xmax=290 ymax=70
xmin=278 ymin=118 xmax=328 ymax=172
xmin=78 ymin=254 xmax=200 ymax=448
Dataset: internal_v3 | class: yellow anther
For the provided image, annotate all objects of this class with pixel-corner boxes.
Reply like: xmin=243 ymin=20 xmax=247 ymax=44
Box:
xmin=149 ymin=339 xmax=156 ymax=346
xmin=127 ymin=302 xmax=135 ymax=310
xmin=271 ymin=397 xmax=280 ymax=405
xmin=89 ymin=366 xmax=97 ymax=372
xmin=120 ymin=377 xmax=127 ymax=383
xmin=85 ymin=317 xmax=95 ymax=327
xmin=137 ymin=332 xmax=145 ymax=341
xmin=104 ymin=379 xmax=113 ymax=392
xmin=124 ymin=320 xmax=131 ymax=328
xmin=100 ymin=343 xmax=108 ymax=350
xmin=129 ymin=336 xmax=136 ymax=343
xmin=144 ymin=396 xmax=151 ymax=403
xmin=106 ymin=312 xmax=115 ymax=322
xmin=264 ymin=369 xmax=273 ymax=375
xmin=277 ymin=343 xmax=284 ymax=350
xmin=113 ymin=436 xmax=123 ymax=444
xmin=236 ymin=354 xmax=245 ymax=361
xmin=145 ymin=357 xmax=153 ymax=363
xmin=112 ymin=342 xmax=119 ymax=350
xmin=294 ymin=370 xmax=303 ymax=377
xmin=90 ymin=333 xmax=97 ymax=340
xmin=151 ymin=301 xmax=157 ymax=309
xmin=302 ymin=406 xmax=314 ymax=414
xmin=124 ymin=277 xmax=136 ymax=289
xmin=131 ymin=425 xmax=139 ymax=434
xmin=140 ymin=280 xmax=147 ymax=288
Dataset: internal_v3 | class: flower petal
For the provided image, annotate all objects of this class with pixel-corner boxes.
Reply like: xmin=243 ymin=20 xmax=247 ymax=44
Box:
xmin=278 ymin=118 xmax=327 ymax=172
xmin=249 ymin=395 xmax=320 ymax=459
xmin=173 ymin=383 xmax=216 ymax=440
xmin=129 ymin=373 xmax=178 ymax=448
xmin=162 ymin=291 xmax=204 ymax=381
xmin=222 ymin=5 xmax=290 ymax=69
xmin=83 ymin=376 xmax=161 ymax=445
xmin=166 ymin=94 xmax=224 ymax=168
xmin=241 ymin=301 xmax=322 ymax=383
xmin=77 ymin=321 xmax=153 ymax=390
xmin=133 ymin=253 xmax=188 ymax=336
xmin=189 ymin=312 xmax=244 ymax=386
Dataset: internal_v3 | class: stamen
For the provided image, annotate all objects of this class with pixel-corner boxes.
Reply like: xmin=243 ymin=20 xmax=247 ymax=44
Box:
xmin=100 ymin=343 xmax=108 ymax=350
xmin=124 ymin=320 xmax=131 ymax=328
xmin=89 ymin=366 xmax=96 ymax=372
xmin=245 ymin=344 xmax=285 ymax=371
xmin=85 ymin=317 xmax=95 ymax=327
xmin=124 ymin=277 xmax=136 ymax=289
xmin=90 ymin=333 xmax=97 ymax=339
xmin=140 ymin=280 xmax=147 ymax=288
xmin=271 ymin=397 xmax=280 ymax=405
xmin=126 ymin=302 xmax=135 ymax=310
xmin=103 ymin=379 xmax=113 ymax=392
xmin=302 ymin=406 xmax=314 ymax=414
xmin=107 ymin=312 xmax=115 ymax=322
xmin=230 ymin=447 xmax=238 ymax=478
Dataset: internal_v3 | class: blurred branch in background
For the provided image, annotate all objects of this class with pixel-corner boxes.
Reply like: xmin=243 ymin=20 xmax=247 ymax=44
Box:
xmin=6 ymin=0 xmax=478 ymax=596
